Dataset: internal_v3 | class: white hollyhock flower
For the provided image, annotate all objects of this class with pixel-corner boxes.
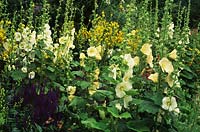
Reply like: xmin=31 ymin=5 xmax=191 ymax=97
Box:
xmin=115 ymin=81 xmax=132 ymax=98
xmin=162 ymin=96 xmax=177 ymax=112
xmin=28 ymin=71 xmax=35 ymax=79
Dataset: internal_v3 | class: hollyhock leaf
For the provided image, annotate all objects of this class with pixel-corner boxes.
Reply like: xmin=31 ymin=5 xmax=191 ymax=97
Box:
xmin=11 ymin=70 xmax=26 ymax=80
xmin=72 ymin=71 xmax=84 ymax=77
xmin=107 ymin=107 xmax=120 ymax=118
xmin=127 ymin=119 xmax=152 ymax=132
xmin=120 ymin=112 xmax=132 ymax=119
xmin=81 ymin=118 xmax=108 ymax=131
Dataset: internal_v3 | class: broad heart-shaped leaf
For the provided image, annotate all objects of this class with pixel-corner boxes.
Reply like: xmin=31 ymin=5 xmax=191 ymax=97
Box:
xmin=53 ymin=82 xmax=65 ymax=92
xmin=120 ymin=112 xmax=132 ymax=119
xmin=76 ymin=80 xmax=91 ymax=89
xmin=72 ymin=70 xmax=84 ymax=77
xmin=107 ymin=107 xmax=132 ymax=119
xmin=138 ymin=100 xmax=159 ymax=114
xmin=127 ymin=119 xmax=152 ymax=132
xmin=81 ymin=118 xmax=109 ymax=131
xmin=69 ymin=96 xmax=87 ymax=108
xmin=11 ymin=70 xmax=26 ymax=81
xmin=107 ymin=107 xmax=119 ymax=118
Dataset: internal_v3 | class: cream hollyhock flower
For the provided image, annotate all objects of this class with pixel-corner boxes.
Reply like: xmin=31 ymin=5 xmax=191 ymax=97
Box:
xmin=115 ymin=81 xmax=132 ymax=98
xmin=68 ymin=95 xmax=75 ymax=101
xmin=14 ymin=32 xmax=22 ymax=42
xmin=95 ymin=53 xmax=102 ymax=60
xmin=148 ymin=73 xmax=159 ymax=83
xmin=28 ymin=71 xmax=35 ymax=79
xmin=123 ymin=54 xmax=139 ymax=68
xmin=146 ymin=54 xmax=153 ymax=68
xmin=169 ymin=49 xmax=177 ymax=60
xmin=140 ymin=43 xmax=152 ymax=56
xmin=115 ymin=103 xmax=122 ymax=111
xmin=166 ymin=73 xmax=174 ymax=87
xmin=21 ymin=67 xmax=27 ymax=73
xmin=159 ymin=57 xmax=174 ymax=73
xmin=123 ymin=69 xmax=133 ymax=82
xmin=124 ymin=95 xmax=133 ymax=108
xmin=162 ymin=96 xmax=177 ymax=111
xmin=87 ymin=46 xmax=98 ymax=57
xmin=67 ymin=86 xmax=76 ymax=95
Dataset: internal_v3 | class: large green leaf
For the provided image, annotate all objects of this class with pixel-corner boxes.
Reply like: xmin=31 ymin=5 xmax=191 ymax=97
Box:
xmin=69 ymin=96 xmax=87 ymax=108
xmin=81 ymin=118 xmax=108 ymax=131
xmin=11 ymin=70 xmax=26 ymax=81
xmin=127 ymin=119 xmax=151 ymax=132
xmin=138 ymin=100 xmax=159 ymax=114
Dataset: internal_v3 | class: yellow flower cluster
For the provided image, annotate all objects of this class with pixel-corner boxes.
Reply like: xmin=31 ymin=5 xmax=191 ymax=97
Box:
xmin=78 ymin=13 xmax=123 ymax=49
xmin=0 ymin=28 xmax=6 ymax=43
xmin=127 ymin=29 xmax=141 ymax=51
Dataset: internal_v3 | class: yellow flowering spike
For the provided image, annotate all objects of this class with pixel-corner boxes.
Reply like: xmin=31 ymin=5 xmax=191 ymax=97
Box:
xmin=159 ymin=57 xmax=174 ymax=73
xmin=140 ymin=43 xmax=152 ymax=56
xmin=166 ymin=73 xmax=174 ymax=87
xmin=148 ymin=73 xmax=159 ymax=83
xmin=169 ymin=49 xmax=177 ymax=60
xmin=162 ymin=96 xmax=177 ymax=112
xmin=87 ymin=46 xmax=98 ymax=57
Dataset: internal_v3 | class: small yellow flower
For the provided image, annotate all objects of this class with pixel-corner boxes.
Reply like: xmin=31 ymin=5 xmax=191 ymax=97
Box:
xmin=162 ymin=96 xmax=177 ymax=112
xmin=140 ymin=43 xmax=152 ymax=56
xmin=169 ymin=49 xmax=177 ymax=60
xmin=79 ymin=53 xmax=86 ymax=59
xmin=159 ymin=57 xmax=174 ymax=73
xmin=166 ymin=73 xmax=174 ymax=87
xmin=88 ymin=87 xmax=97 ymax=95
xmin=68 ymin=95 xmax=75 ymax=101
xmin=21 ymin=67 xmax=27 ymax=73
xmin=146 ymin=54 xmax=153 ymax=68
xmin=115 ymin=81 xmax=132 ymax=98
xmin=148 ymin=73 xmax=159 ymax=83
xmin=95 ymin=53 xmax=102 ymax=60
xmin=67 ymin=86 xmax=76 ymax=95
xmin=87 ymin=46 xmax=98 ymax=57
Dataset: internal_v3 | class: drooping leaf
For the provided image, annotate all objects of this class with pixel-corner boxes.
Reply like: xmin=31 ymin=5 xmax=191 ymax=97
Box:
xmin=81 ymin=118 xmax=108 ymax=131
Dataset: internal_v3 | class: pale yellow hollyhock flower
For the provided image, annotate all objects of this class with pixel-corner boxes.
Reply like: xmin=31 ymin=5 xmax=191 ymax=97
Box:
xmin=133 ymin=56 xmax=140 ymax=66
xmin=115 ymin=81 xmax=132 ymax=98
xmin=96 ymin=45 xmax=102 ymax=54
xmin=162 ymin=96 xmax=177 ymax=112
xmin=67 ymin=86 xmax=76 ymax=95
xmin=21 ymin=67 xmax=27 ymax=73
xmin=28 ymin=71 xmax=35 ymax=79
xmin=159 ymin=57 xmax=174 ymax=73
xmin=166 ymin=73 xmax=174 ymax=87
xmin=169 ymin=49 xmax=177 ymax=60
xmin=87 ymin=46 xmax=98 ymax=57
xmin=146 ymin=54 xmax=153 ymax=68
xmin=124 ymin=95 xmax=133 ymax=108
xmin=79 ymin=53 xmax=86 ymax=59
xmin=148 ymin=73 xmax=159 ymax=83
xmin=68 ymin=95 xmax=75 ymax=101
xmin=140 ymin=43 xmax=152 ymax=56
xmin=94 ymin=68 xmax=100 ymax=80
xmin=93 ymin=81 xmax=100 ymax=89
xmin=14 ymin=32 xmax=22 ymax=42
xmin=115 ymin=103 xmax=122 ymax=111
xmin=88 ymin=86 xmax=97 ymax=95
xmin=95 ymin=53 xmax=102 ymax=60
xmin=123 ymin=69 xmax=133 ymax=82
